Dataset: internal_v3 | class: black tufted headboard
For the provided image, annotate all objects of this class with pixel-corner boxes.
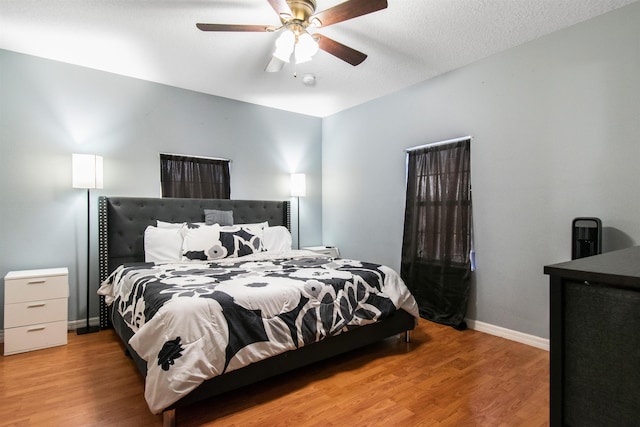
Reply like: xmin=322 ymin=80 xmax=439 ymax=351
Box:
xmin=97 ymin=196 xmax=290 ymax=328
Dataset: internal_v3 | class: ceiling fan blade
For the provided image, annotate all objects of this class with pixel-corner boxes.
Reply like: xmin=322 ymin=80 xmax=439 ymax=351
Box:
xmin=311 ymin=0 xmax=387 ymax=28
xmin=196 ymin=23 xmax=271 ymax=32
xmin=265 ymin=56 xmax=286 ymax=73
xmin=266 ymin=0 xmax=292 ymax=17
xmin=316 ymin=34 xmax=367 ymax=66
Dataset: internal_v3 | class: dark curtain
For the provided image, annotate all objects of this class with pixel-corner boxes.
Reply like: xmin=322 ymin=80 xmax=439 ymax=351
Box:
xmin=160 ymin=154 xmax=230 ymax=199
xmin=401 ymin=139 xmax=472 ymax=329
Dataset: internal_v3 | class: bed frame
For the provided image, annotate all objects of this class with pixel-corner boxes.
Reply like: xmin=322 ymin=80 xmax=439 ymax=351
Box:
xmin=97 ymin=196 xmax=416 ymax=427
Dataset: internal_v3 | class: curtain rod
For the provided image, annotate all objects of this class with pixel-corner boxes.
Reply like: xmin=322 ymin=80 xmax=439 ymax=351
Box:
xmin=160 ymin=152 xmax=232 ymax=162
xmin=405 ymin=135 xmax=473 ymax=152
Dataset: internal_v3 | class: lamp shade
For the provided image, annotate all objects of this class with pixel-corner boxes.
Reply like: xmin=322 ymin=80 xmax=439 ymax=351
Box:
xmin=72 ymin=154 xmax=103 ymax=189
xmin=273 ymin=30 xmax=295 ymax=63
xmin=295 ymin=32 xmax=319 ymax=64
xmin=290 ymin=173 xmax=306 ymax=197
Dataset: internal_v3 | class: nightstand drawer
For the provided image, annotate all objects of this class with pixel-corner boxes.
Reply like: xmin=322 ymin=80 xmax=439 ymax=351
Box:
xmin=4 ymin=320 xmax=68 ymax=355
xmin=5 ymin=274 xmax=68 ymax=304
xmin=4 ymin=298 xmax=68 ymax=328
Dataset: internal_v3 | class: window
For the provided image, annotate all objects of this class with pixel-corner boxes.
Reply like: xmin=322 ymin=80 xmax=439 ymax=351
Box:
xmin=412 ymin=147 xmax=472 ymax=266
xmin=160 ymin=154 xmax=230 ymax=199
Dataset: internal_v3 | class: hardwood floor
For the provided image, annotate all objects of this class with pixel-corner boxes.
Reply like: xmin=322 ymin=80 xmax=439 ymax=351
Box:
xmin=0 ymin=319 xmax=549 ymax=426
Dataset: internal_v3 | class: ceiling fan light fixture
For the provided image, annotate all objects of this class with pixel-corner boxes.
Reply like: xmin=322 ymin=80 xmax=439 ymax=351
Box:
xmin=309 ymin=16 xmax=322 ymax=28
xmin=273 ymin=29 xmax=295 ymax=63
xmin=294 ymin=32 xmax=319 ymax=63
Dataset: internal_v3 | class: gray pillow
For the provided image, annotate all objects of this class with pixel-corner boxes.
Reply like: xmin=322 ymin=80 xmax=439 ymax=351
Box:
xmin=204 ymin=209 xmax=234 ymax=226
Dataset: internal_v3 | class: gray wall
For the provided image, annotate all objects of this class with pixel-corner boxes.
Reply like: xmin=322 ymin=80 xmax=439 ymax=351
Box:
xmin=322 ymin=3 xmax=640 ymax=339
xmin=0 ymin=50 xmax=323 ymax=328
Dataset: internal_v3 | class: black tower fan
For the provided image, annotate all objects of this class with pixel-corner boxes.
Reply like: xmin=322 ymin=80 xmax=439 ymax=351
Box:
xmin=571 ymin=217 xmax=602 ymax=260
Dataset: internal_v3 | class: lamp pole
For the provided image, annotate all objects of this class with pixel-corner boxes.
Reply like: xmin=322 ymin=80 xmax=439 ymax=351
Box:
xmin=77 ymin=186 xmax=99 ymax=335
xmin=73 ymin=154 xmax=103 ymax=335
xmin=290 ymin=173 xmax=306 ymax=249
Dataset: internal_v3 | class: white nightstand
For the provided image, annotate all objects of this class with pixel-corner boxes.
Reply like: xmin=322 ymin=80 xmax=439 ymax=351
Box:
xmin=303 ymin=246 xmax=340 ymax=258
xmin=4 ymin=268 xmax=69 ymax=356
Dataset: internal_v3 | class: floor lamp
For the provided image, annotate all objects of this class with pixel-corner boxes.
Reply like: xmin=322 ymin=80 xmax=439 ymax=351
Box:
xmin=72 ymin=154 xmax=103 ymax=335
xmin=290 ymin=173 xmax=306 ymax=249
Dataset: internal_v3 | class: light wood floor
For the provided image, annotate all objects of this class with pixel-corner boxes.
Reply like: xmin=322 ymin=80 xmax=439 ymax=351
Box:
xmin=0 ymin=319 xmax=549 ymax=426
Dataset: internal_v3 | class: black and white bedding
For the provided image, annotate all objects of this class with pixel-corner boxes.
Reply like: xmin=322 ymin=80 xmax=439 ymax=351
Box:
xmin=99 ymin=250 xmax=418 ymax=414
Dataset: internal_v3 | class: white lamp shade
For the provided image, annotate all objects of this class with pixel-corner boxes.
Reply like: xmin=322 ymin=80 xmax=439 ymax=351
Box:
xmin=72 ymin=154 xmax=104 ymax=189
xmin=295 ymin=32 xmax=319 ymax=64
xmin=273 ymin=30 xmax=295 ymax=63
xmin=290 ymin=173 xmax=306 ymax=197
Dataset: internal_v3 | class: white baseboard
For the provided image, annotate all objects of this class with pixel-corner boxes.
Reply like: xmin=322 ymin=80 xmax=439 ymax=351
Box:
xmin=0 ymin=317 xmax=100 ymax=344
xmin=466 ymin=319 xmax=549 ymax=351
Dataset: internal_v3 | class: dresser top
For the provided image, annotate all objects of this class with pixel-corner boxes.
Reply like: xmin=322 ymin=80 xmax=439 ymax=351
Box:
xmin=5 ymin=267 xmax=69 ymax=280
xmin=544 ymin=246 xmax=640 ymax=288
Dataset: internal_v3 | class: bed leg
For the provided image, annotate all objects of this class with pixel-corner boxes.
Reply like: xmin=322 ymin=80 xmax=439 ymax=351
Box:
xmin=162 ymin=409 xmax=176 ymax=427
xmin=405 ymin=330 xmax=411 ymax=343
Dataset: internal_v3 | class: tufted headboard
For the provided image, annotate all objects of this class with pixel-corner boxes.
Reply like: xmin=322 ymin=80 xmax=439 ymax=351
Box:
xmin=97 ymin=196 xmax=290 ymax=328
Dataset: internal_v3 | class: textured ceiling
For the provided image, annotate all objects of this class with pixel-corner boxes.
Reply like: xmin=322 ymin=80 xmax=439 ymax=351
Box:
xmin=1 ymin=0 xmax=637 ymax=117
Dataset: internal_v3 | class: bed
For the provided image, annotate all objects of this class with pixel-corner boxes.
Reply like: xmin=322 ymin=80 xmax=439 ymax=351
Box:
xmin=97 ymin=196 xmax=418 ymax=427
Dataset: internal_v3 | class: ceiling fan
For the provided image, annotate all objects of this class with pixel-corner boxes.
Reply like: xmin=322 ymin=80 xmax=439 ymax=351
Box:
xmin=196 ymin=0 xmax=388 ymax=72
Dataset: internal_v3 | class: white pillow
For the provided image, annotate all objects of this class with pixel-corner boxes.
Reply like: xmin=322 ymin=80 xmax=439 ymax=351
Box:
xmin=182 ymin=224 xmax=223 ymax=261
xmin=159 ymin=220 xmax=266 ymax=231
xmin=263 ymin=226 xmax=292 ymax=252
xmin=234 ymin=221 xmax=268 ymax=232
xmin=157 ymin=220 xmax=208 ymax=239
xmin=144 ymin=226 xmax=184 ymax=263
xmin=156 ymin=220 xmax=185 ymax=228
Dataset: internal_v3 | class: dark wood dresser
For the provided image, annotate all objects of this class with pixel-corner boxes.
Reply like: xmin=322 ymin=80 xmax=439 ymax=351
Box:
xmin=544 ymin=246 xmax=640 ymax=426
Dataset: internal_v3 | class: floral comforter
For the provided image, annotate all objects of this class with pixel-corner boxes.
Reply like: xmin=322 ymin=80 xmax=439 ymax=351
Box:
xmin=99 ymin=250 xmax=419 ymax=413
